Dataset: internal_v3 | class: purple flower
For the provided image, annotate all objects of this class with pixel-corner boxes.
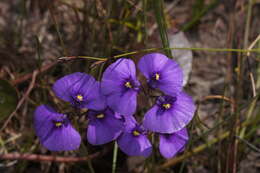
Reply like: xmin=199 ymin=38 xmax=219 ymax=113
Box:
xmin=143 ymin=92 xmax=195 ymax=133
xmin=138 ymin=53 xmax=183 ymax=96
xmin=87 ymin=108 xmax=124 ymax=145
xmin=117 ymin=116 xmax=152 ymax=157
xmin=101 ymin=59 xmax=140 ymax=116
xmin=159 ymin=128 xmax=188 ymax=158
xmin=53 ymin=72 xmax=106 ymax=110
xmin=34 ymin=105 xmax=81 ymax=151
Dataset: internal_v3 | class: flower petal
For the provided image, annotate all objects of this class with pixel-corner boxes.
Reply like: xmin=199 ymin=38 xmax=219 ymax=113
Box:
xmin=42 ymin=124 xmax=81 ymax=151
xmin=143 ymin=92 xmax=195 ymax=133
xmin=159 ymin=128 xmax=188 ymax=158
xmin=101 ymin=59 xmax=139 ymax=115
xmin=122 ymin=115 xmax=137 ymax=131
xmin=106 ymin=90 xmax=137 ymax=116
xmin=87 ymin=110 xmax=124 ymax=145
xmin=143 ymin=105 xmax=176 ymax=133
xmin=138 ymin=53 xmax=167 ymax=77
xmin=34 ymin=105 xmax=81 ymax=151
xmin=168 ymin=92 xmax=195 ymax=132
xmin=52 ymin=72 xmax=87 ymax=102
xmin=53 ymin=72 xmax=106 ymax=110
xmin=117 ymin=132 xmax=152 ymax=157
xmin=138 ymin=53 xmax=183 ymax=95
xmin=34 ymin=105 xmax=57 ymax=141
xmin=84 ymin=81 xmax=106 ymax=110
xmin=102 ymin=59 xmax=136 ymax=84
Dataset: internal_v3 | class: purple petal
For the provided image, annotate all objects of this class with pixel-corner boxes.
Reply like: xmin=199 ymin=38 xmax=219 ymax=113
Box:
xmin=52 ymin=72 xmax=87 ymax=102
xmin=106 ymin=90 xmax=137 ymax=116
xmin=42 ymin=124 xmax=81 ymax=151
xmin=34 ymin=105 xmax=81 ymax=151
xmin=138 ymin=53 xmax=183 ymax=95
xmin=34 ymin=105 xmax=57 ymax=141
xmin=101 ymin=59 xmax=137 ymax=95
xmin=169 ymin=92 xmax=195 ymax=131
xmin=87 ymin=109 xmax=124 ymax=145
xmin=159 ymin=128 xmax=188 ymax=158
xmin=101 ymin=59 xmax=139 ymax=115
xmin=52 ymin=72 xmax=106 ymax=110
xmin=117 ymin=132 xmax=152 ymax=157
xmin=122 ymin=115 xmax=137 ymax=131
xmin=143 ymin=92 xmax=195 ymax=133
xmin=143 ymin=105 xmax=175 ymax=133
xmin=102 ymin=59 xmax=137 ymax=85
xmin=84 ymin=82 xmax=106 ymax=110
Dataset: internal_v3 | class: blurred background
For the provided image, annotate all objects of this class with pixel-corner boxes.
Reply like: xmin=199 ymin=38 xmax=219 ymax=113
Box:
xmin=0 ymin=0 xmax=260 ymax=172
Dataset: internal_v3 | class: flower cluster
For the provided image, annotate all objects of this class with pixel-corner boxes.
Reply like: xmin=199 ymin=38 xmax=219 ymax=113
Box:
xmin=34 ymin=53 xmax=195 ymax=159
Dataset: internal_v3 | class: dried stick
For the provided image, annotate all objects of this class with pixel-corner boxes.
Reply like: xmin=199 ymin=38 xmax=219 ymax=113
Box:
xmin=246 ymin=34 xmax=260 ymax=97
xmin=158 ymin=116 xmax=256 ymax=170
xmin=0 ymin=71 xmax=38 ymax=132
xmin=202 ymin=95 xmax=235 ymax=112
xmin=0 ymin=151 xmax=102 ymax=163
xmin=11 ymin=61 xmax=57 ymax=86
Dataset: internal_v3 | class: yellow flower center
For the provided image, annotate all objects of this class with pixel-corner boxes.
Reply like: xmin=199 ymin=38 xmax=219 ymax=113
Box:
xmin=132 ymin=130 xmax=140 ymax=136
xmin=96 ymin=114 xmax=105 ymax=119
xmin=125 ymin=81 xmax=132 ymax=88
xmin=80 ymin=108 xmax=88 ymax=113
xmin=55 ymin=122 xmax=62 ymax=127
xmin=76 ymin=94 xmax=83 ymax=101
xmin=155 ymin=73 xmax=160 ymax=80
xmin=163 ymin=103 xmax=171 ymax=109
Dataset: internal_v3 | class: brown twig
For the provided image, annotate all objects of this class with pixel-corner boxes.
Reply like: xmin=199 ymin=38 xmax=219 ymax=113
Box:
xmin=246 ymin=34 xmax=260 ymax=97
xmin=202 ymin=95 xmax=235 ymax=113
xmin=159 ymin=131 xmax=230 ymax=170
xmin=158 ymin=114 xmax=257 ymax=170
xmin=0 ymin=71 xmax=38 ymax=132
xmin=202 ymin=95 xmax=234 ymax=105
xmin=0 ymin=151 xmax=102 ymax=163
xmin=11 ymin=61 xmax=57 ymax=86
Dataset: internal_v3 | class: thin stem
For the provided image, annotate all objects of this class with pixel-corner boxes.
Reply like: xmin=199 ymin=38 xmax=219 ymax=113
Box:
xmin=86 ymin=150 xmax=95 ymax=173
xmin=66 ymin=47 xmax=260 ymax=63
xmin=235 ymin=136 xmax=260 ymax=152
xmin=153 ymin=0 xmax=172 ymax=58
xmin=49 ymin=6 xmax=68 ymax=56
xmin=159 ymin=121 xmax=244 ymax=169
xmin=158 ymin=104 xmax=260 ymax=170
xmin=112 ymin=142 xmax=118 ymax=173
xmin=78 ymin=126 xmax=95 ymax=173
xmin=0 ymin=152 xmax=102 ymax=162
xmin=112 ymin=47 xmax=260 ymax=59
xmin=150 ymin=133 xmax=155 ymax=173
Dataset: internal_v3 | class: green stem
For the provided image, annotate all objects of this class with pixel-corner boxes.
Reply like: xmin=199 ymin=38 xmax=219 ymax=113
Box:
xmin=159 ymin=108 xmax=260 ymax=170
xmin=77 ymin=56 xmax=107 ymax=61
xmin=73 ymin=47 xmax=260 ymax=62
xmin=112 ymin=47 xmax=260 ymax=58
xmin=112 ymin=142 xmax=118 ymax=173
xmin=49 ymin=7 xmax=68 ymax=56
xmin=87 ymin=157 xmax=95 ymax=173
xmin=150 ymin=134 xmax=155 ymax=173
xmin=153 ymin=0 xmax=172 ymax=58
xmin=81 ymin=140 xmax=95 ymax=173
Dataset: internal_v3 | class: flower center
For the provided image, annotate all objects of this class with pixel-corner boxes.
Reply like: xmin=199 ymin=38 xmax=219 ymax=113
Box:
xmin=155 ymin=73 xmax=160 ymax=80
xmin=162 ymin=103 xmax=171 ymax=109
xmin=55 ymin=122 xmax=63 ymax=127
xmin=80 ymin=108 xmax=88 ymax=113
xmin=76 ymin=94 xmax=83 ymax=101
xmin=96 ymin=113 xmax=105 ymax=119
xmin=132 ymin=130 xmax=141 ymax=136
xmin=124 ymin=81 xmax=132 ymax=88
